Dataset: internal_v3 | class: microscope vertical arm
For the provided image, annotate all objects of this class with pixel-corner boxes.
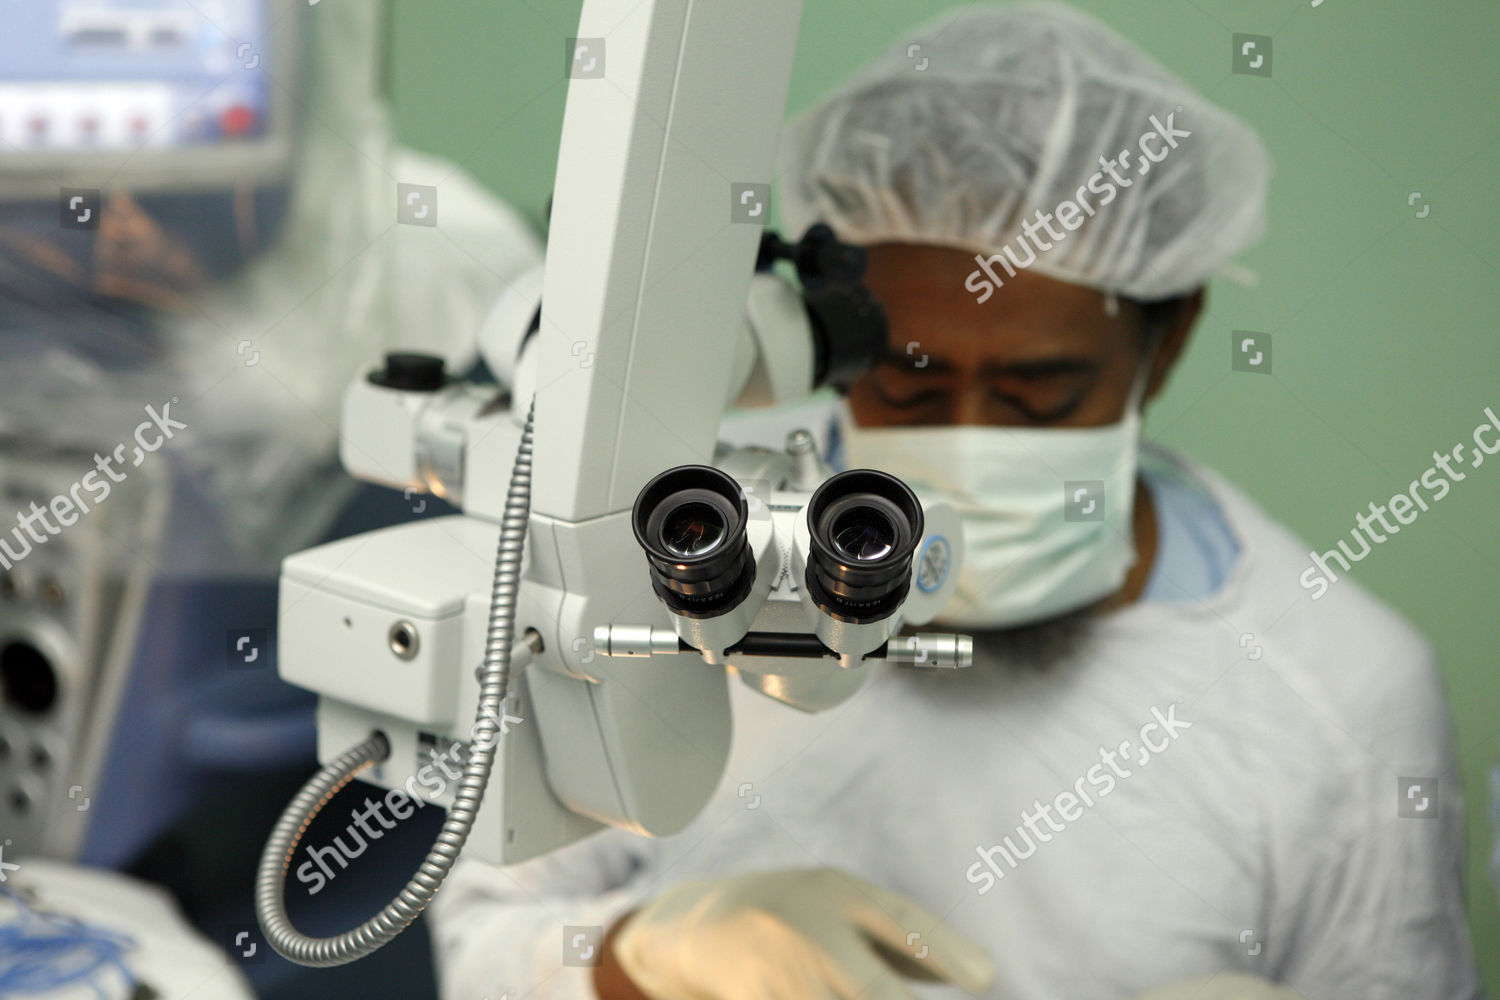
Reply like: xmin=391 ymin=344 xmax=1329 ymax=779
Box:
xmin=521 ymin=0 xmax=804 ymax=834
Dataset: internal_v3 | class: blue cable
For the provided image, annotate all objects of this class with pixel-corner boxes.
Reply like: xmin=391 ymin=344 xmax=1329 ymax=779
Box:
xmin=0 ymin=887 xmax=137 ymax=999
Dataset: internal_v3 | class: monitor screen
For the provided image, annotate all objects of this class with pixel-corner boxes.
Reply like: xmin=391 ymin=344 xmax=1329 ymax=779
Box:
xmin=0 ymin=0 xmax=296 ymax=193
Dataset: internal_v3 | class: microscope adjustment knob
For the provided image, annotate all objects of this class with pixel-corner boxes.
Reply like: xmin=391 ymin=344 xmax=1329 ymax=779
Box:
xmin=372 ymin=352 xmax=447 ymax=389
xmin=371 ymin=352 xmax=447 ymax=392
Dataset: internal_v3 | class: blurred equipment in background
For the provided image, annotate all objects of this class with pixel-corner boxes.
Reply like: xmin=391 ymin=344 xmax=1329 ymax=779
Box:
xmin=0 ymin=0 xmax=542 ymax=995
xmin=0 ymin=0 xmax=302 ymax=870
xmin=0 ymin=0 xmax=292 ymax=186
xmin=0 ymin=859 xmax=255 ymax=999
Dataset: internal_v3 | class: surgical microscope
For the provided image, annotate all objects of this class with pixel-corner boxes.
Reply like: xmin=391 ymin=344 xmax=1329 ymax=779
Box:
xmin=257 ymin=0 xmax=970 ymax=965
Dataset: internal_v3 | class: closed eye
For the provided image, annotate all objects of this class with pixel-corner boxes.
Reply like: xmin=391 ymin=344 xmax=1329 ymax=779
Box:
xmin=985 ymin=360 xmax=1096 ymax=423
xmin=869 ymin=360 xmax=950 ymax=409
xmin=872 ymin=384 xmax=947 ymax=409
xmin=986 ymin=388 xmax=1086 ymax=423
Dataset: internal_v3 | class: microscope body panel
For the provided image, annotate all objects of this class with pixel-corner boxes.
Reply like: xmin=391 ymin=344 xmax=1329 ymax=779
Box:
xmin=519 ymin=0 xmax=805 ymax=838
xmin=283 ymin=514 xmax=605 ymax=864
xmin=278 ymin=516 xmax=488 ymax=725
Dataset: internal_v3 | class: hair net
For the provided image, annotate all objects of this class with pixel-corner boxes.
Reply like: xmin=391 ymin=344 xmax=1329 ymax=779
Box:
xmin=0 ymin=2 xmax=542 ymax=573
xmin=778 ymin=2 xmax=1272 ymax=300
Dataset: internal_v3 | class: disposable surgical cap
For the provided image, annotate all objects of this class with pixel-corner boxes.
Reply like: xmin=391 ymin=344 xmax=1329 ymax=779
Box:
xmin=778 ymin=2 xmax=1273 ymax=300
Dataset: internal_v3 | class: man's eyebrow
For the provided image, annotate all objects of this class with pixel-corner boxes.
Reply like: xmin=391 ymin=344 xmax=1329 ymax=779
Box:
xmin=978 ymin=357 xmax=1097 ymax=379
xmin=879 ymin=349 xmax=955 ymax=373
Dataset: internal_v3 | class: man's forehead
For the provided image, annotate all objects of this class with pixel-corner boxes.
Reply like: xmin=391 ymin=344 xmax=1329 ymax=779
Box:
xmin=888 ymin=312 xmax=1125 ymax=366
xmin=864 ymin=244 xmax=1131 ymax=315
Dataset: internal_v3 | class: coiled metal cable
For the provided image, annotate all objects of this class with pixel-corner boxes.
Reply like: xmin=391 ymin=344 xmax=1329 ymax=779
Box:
xmin=254 ymin=400 xmax=536 ymax=966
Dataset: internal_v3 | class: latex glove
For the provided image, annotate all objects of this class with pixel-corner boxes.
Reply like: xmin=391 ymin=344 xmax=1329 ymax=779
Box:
xmin=611 ymin=867 xmax=995 ymax=1000
xmin=1135 ymin=974 xmax=1305 ymax=1000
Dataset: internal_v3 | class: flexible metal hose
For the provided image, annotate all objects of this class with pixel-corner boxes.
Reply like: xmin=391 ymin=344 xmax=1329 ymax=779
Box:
xmin=255 ymin=400 xmax=536 ymax=966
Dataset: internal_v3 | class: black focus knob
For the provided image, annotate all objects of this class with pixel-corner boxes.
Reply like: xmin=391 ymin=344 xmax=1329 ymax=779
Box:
xmin=756 ymin=224 xmax=868 ymax=285
xmin=371 ymin=352 xmax=446 ymax=392
xmin=795 ymin=223 xmax=867 ymax=285
xmin=807 ymin=283 xmax=889 ymax=391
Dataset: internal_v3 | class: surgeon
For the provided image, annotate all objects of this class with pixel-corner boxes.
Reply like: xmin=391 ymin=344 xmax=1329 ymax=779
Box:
xmin=430 ymin=5 xmax=1480 ymax=999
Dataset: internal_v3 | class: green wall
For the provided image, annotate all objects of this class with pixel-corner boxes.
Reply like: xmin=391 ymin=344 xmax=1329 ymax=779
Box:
xmin=390 ymin=0 xmax=1499 ymax=983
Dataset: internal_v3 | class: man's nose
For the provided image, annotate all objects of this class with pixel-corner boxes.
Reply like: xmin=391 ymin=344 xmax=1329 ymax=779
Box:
xmin=952 ymin=385 xmax=990 ymax=426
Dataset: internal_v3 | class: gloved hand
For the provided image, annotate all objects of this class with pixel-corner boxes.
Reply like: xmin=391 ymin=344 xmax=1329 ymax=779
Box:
xmin=1135 ymin=974 xmax=1305 ymax=1000
xmin=609 ymin=867 xmax=995 ymax=1000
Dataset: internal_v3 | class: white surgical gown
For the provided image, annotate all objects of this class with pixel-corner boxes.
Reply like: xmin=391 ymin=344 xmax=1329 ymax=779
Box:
xmin=430 ymin=447 xmax=1480 ymax=1000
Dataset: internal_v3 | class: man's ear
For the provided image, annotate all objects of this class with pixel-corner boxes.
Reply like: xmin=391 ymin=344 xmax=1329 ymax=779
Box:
xmin=1144 ymin=287 xmax=1205 ymax=403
